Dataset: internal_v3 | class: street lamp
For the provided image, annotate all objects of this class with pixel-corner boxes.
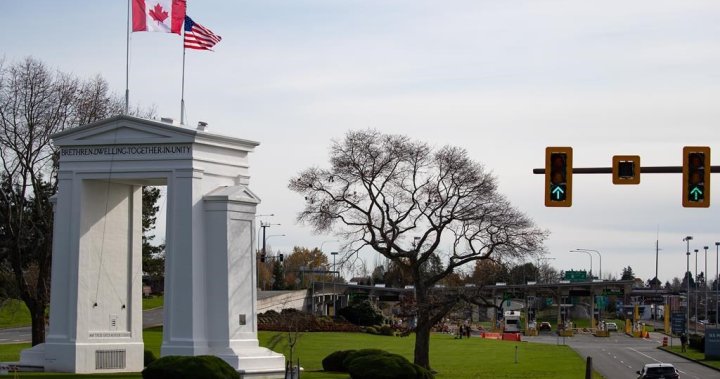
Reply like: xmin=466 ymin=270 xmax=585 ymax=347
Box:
xmin=320 ymin=239 xmax=339 ymax=253
xmin=576 ymin=249 xmax=601 ymax=280
xmin=569 ymin=250 xmax=593 ymax=279
xmin=331 ymin=251 xmax=339 ymax=314
xmin=716 ymin=242 xmax=719 ymax=327
xmin=704 ymin=246 xmax=709 ymax=323
xmin=684 ymin=236 xmax=692 ymax=334
xmin=695 ymin=248 xmax=699 ymax=333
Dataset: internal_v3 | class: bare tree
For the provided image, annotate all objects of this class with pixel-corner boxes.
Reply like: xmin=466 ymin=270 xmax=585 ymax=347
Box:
xmin=0 ymin=56 xmax=151 ymax=345
xmin=289 ymin=130 xmax=546 ymax=370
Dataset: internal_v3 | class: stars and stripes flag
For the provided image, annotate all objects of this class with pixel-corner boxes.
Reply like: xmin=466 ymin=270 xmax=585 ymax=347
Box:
xmin=184 ymin=16 xmax=222 ymax=51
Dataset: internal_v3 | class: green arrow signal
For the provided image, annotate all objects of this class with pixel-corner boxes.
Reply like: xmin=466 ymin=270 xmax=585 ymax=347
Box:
xmin=552 ymin=186 xmax=565 ymax=200
xmin=690 ymin=186 xmax=702 ymax=200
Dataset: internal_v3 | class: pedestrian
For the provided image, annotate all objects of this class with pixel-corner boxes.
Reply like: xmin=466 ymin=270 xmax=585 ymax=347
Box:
xmin=680 ymin=333 xmax=687 ymax=352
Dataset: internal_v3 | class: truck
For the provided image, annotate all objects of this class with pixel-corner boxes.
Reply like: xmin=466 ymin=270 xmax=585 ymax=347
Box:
xmin=503 ymin=310 xmax=521 ymax=332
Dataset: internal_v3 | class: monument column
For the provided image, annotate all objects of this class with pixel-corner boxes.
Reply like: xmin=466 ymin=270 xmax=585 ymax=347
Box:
xmin=161 ymin=168 xmax=209 ymax=356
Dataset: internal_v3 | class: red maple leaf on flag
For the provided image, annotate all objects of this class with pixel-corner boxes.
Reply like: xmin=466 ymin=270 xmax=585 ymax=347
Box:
xmin=149 ymin=3 xmax=169 ymax=24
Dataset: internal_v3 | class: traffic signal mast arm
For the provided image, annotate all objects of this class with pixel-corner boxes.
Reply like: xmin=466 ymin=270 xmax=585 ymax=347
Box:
xmin=533 ymin=166 xmax=720 ymax=174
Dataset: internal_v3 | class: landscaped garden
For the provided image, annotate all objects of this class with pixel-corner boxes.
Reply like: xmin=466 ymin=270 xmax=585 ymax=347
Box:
xmin=0 ymin=326 xmax=602 ymax=378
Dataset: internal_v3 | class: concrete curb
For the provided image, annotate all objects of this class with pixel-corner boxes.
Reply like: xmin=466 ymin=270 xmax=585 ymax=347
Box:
xmin=657 ymin=347 xmax=720 ymax=373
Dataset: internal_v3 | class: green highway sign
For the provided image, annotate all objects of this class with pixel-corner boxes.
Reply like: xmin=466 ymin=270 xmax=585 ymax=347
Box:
xmin=564 ymin=270 xmax=587 ymax=282
xmin=602 ymin=289 xmax=623 ymax=296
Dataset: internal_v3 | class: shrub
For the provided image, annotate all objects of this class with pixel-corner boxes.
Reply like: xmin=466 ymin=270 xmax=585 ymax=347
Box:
xmin=689 ymin=334 xmax=705 ymax=352
xmin=337 ymin=299 xmax=384 ymax=326
xmin=343 ymin=349 xmax=389 ymax=368
xmin=143 ymin=350 xmax=157 ymax=367
xmin=142 ymin=355 xmax=240 ymax=379
xmin=365 ymin=326 xmax=378 ymax=335
xmin=379 ymin=324 xmax=395 ymax=336
xmin=346 ymin=351 xmax=433 ymax=379
xmin=322 ymin=349 xmax=356 ymax=372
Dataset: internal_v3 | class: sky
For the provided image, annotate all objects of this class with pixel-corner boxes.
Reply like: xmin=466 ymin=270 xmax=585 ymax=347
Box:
xmin=2 ymin=0 xmax=720 ymax=283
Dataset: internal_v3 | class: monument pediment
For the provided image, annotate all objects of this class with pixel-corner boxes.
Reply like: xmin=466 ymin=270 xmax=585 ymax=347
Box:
xmin=205 ymin=185 xmax=260 ymax=204
xmin=53 ymin=115 xmax=199 ymax=146
xmin=53 ymin=115 xmax=260 ymax=154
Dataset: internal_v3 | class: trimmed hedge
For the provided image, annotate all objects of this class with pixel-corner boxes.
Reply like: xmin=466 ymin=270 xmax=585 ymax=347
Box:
xmin=689 ymin=333 xmax=705 ymax=352
xmin=322 ymin=349 xmax=356 ymax=372
xmin=322 ymin=348 xmax=433 ymax=379
xmin=142 ymin=355 xmax=240 ymax=379
xmin=348 ymin=353 xmax=433 ymax=379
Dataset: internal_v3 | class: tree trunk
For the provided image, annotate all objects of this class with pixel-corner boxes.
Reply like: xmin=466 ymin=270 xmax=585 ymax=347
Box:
xmin=29 ymin=301 xmax=47 ymax=346
xmin=413 ymin=286 xmax=432 ymax=370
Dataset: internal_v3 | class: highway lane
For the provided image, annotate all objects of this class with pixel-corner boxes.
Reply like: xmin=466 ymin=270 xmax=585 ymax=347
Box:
xmin=526 ymin=331 xmax=718 ymax=379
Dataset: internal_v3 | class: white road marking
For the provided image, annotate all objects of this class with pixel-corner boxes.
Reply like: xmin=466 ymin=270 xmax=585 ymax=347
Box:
xmin=627 ymin=347 xmax=661 ymax=363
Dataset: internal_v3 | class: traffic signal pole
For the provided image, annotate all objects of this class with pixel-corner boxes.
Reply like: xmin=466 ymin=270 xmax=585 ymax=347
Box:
xmin=534 ymin=166 xmax=720 ymax=174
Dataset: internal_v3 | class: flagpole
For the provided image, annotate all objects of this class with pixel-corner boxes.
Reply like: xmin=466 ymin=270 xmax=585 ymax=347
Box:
xmin=181 ymin=45 xmax=186 ymax=125
xmin=125 ymin=0 xmax=130 ymax=114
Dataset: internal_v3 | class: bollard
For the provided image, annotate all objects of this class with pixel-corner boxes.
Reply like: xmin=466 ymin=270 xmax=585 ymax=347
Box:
xmin=585 ymin=356 xmax=592 ymax=379
xmin=514 ymin=346 xmax=518 ymax=364
xmin=662 ymin=336 xmax=668 ymax=347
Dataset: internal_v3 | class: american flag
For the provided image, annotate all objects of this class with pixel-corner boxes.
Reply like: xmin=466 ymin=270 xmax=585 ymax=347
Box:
xmin=184 ymin=16 xmax=221 ymax=51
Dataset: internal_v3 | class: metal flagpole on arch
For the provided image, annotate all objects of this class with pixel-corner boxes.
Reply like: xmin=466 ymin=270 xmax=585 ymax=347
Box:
xmin=181 ymin=38 xmax=186 ymax=125
xmin=125 ymin=0 xmax=131 ymax=114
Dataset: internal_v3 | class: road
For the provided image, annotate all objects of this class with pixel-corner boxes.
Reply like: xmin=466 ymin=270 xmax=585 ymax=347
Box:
xmin=0 ymin=307 xmax=164 ymax=344
xmin=526 ymin=331 xmax=718 ymax=379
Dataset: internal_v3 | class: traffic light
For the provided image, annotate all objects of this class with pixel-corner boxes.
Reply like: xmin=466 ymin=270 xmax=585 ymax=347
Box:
xmin=545 ymin=147 xmax=572 ymax=207
xmin=682 ymin=146 xmax=710 ymax=207
xmin=612 ymin=155 xmax=640 ymax=185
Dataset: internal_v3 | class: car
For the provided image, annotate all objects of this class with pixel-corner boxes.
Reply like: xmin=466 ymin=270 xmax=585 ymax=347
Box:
xmin=538 ymin=322 xmax=552 ymax=331
xmin=605 ymin=322 xmax=618 ymax=331
xmin=636 ymin=363 xmax=680 ymax=379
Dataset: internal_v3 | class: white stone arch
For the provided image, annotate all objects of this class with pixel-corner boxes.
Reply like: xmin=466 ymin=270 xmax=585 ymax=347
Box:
xmin=20 ymin=115 xmax=284 ymax=377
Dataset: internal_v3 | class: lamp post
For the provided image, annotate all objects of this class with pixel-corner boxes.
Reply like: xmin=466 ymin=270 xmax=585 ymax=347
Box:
xmin=320 ymin=239 xmax=339 ymax=253
xmin=704 ymin=246 xmax=709 ymax=323
xmin=569 ymin=250 xmax=593 ymax=279
xmin=576 ymin=249 xmax=601 ymax=280
xmin=260 ymin=222 xmax=281 ymax=258
xmin=695 ymin=248 xmax=699 ymax=333
xmin=331 ymin=251 xmax=339 ymax=314
xmin=716 ymin=242 xmax=719 ymax=327
xmin=684 ymin=236 xmax=693 ymax=334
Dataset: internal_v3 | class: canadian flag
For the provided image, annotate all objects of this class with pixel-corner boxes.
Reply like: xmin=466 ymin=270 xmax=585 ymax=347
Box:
xmin=132 ymin=0 xmax=186 ymax=34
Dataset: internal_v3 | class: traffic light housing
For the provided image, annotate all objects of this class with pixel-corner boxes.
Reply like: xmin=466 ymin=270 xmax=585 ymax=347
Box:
xmin=682 ymin=146 xmax=710 ymax=207
xmin=612 ymin=155 xmax=640 ymax=185
xmin=545 ymin=147 xmax=572 ymax=207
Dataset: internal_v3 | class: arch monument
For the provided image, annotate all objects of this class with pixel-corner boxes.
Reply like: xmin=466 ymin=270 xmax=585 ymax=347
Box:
xmin=19 ymin=115 xmax=285 ymax=377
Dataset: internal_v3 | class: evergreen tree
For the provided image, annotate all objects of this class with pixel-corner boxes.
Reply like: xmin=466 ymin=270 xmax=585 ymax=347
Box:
xmin=621 ymin=266 xmax=635 ymax=280
xmin=142 ymin=187 xmax=164 ymax=292
xmin=271 ymin=260 xmax=286 ymax=290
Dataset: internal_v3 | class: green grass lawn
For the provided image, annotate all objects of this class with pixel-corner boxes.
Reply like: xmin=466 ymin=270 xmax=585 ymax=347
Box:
xmin=0 ymin=300 xmax=32 ymax=329
xmin=660 ymin=346 xmax=720 ymax=369
xmin=141 ymin=295 xmax=163 ymax=311
xmin=0 ymin=297 xmax=164 ymax=330
xmin=0 ymin=329 xmax=601 ymax=378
